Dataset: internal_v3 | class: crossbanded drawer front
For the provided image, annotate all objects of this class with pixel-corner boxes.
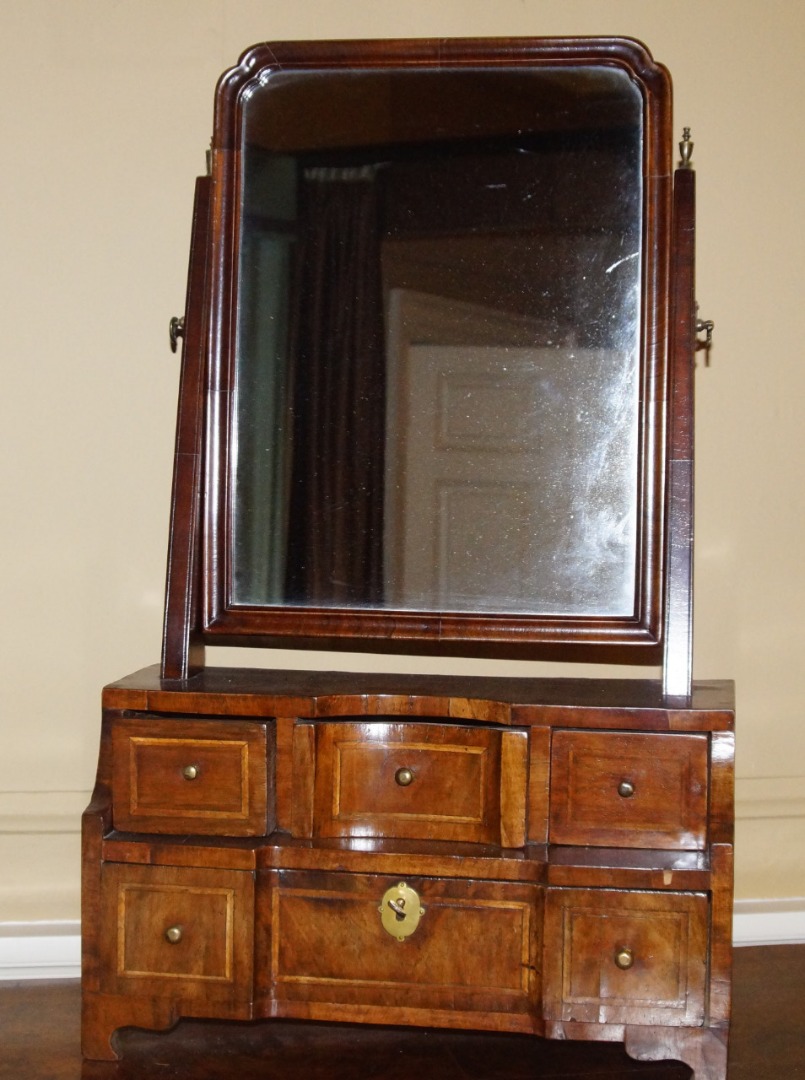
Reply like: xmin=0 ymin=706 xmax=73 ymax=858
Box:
xmin=111 ymin=717 xmax=271 ymax=836
xmin=268 ymin=869 xmax=540 ymax=1021
xmin=101 ymin=863 xmax=254 ymax=1001
xmin=543 ymin=887 xmax=708 ymax=1026
xmin=549 ymin=730 xmax=708 ymax=849
xmin=311 ymin=720 xmax=527 ymax=845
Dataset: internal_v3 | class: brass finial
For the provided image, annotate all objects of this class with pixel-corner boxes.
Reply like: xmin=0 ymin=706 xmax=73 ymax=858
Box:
xmin=679 ymin=127 xmax=694 ymax=169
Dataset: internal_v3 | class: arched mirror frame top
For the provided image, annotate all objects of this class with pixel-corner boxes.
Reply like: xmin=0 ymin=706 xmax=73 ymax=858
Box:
xmin=166 ymin=37 xmax=679 ymax=674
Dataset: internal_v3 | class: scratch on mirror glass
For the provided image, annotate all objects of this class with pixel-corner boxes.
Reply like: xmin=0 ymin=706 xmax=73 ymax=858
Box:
xmin=605 ymin=252 xmax=639 ymax=274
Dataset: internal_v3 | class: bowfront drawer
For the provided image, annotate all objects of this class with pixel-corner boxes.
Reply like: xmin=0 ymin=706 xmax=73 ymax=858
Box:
xmin=266 ymin=869 xmax=540 ymax=1030
xmin=549 ymin=730 xmax=708 ymax=849
xmin=309 ymin=720 xmax=527 ymax=845
xmin=543 ymin=887 xmax=708 ymax=1026
xmin=111 ymin=716 xmax=273 ymax=836
xmin=100 ymin=862 xmax=254 ymax=1002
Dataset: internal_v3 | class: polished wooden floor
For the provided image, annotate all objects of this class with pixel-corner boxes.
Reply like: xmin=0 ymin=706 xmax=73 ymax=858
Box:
xmin=1 ymin=946 xmax=802 ymax=1079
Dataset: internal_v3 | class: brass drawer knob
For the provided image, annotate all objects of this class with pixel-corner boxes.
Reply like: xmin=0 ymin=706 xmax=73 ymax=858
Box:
xmin=378 ymin=882 xmax=425 ymax=941
xmin=394 ymin=767 xmax=415 ymax=787
xmin=614 ymin=945 xmax=634 ymax=970
xmin=617 ymin=779 xmax=635 ymax=798
xmin=164 ymin=926 xmax=183 ymax=945
xmin=182 ymin=764 xmax=200 ymax=781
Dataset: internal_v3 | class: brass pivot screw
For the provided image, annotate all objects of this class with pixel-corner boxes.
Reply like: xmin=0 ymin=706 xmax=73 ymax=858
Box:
xmin=165 ymin=926 xmax=183 ymax=944
xmin=395 ymin=767 xmax=414 ymax=786
xmin=169 ymin=315 xmax=185 ymax=353
xmin=617 ymin=779 xmax=635 ymax=798
xmin=182 ymin=764 xmax=200 ymax=781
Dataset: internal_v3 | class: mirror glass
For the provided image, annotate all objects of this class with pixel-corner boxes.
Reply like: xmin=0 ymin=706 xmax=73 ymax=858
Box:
xmin=231 ymin=65 xmax=643 ymax=616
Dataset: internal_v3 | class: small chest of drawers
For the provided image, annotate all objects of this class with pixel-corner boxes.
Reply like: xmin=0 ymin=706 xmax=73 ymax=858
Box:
xmin=83 ymin=667 xmax=734 ymax=1079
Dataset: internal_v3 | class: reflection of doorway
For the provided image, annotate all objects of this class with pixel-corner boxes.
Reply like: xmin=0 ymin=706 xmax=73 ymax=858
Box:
xmin=384 ymin=290 xmax=638 ymax=616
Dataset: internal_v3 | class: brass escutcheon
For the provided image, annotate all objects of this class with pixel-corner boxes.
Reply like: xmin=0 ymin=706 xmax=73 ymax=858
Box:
xmin=378 ymin=882 xmax=425 ymax=941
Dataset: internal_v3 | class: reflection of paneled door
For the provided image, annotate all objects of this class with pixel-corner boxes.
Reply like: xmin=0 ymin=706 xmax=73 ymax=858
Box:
xmin=387 ymin=345 xmax=544 ymax=612
xmin=384 ymin=296 xmax=638 ymax=616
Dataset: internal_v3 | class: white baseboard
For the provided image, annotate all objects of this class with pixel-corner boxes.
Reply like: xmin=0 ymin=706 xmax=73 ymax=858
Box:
xmin=732 ymin=898 xmax=805 ymax=946
xmin=0 ymin=922 xmax=81 ymax=980
xmin=1 ymin=904 xmax=802 ymax=980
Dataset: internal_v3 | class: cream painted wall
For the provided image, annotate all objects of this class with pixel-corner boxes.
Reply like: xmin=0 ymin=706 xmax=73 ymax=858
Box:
xmin=1 ymin=0 xmax=803 ymax=923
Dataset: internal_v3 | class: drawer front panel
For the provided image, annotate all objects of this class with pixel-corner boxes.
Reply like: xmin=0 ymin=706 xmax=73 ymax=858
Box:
xmin=544 ymin=888 xmax=708 ymax=1026
xmin=268 ymin=869 xmax=540 ymax=1019
xmin=311 ymin=721 xmax=526 ymax=845
xmin=101 ymin=863 xmax=254 ymax=1001
xmin=549 ymin=730 xmax=708 ymax=849
xmin=111 ymin=717 xmax=271 ymax=836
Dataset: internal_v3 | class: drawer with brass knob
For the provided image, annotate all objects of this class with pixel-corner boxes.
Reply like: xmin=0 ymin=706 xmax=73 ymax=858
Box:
xmin=111 ymin=716 xmax=273 ymax=836
xmin=100 ymin=862 xmax=254 ymax=1003
xmin=543 ymin=887 xmax=708 ymax=1026
xmin=548 ymin=730 xmax=709 ymax=849
xmin=308 ymin=720 xmax=528 ymax=846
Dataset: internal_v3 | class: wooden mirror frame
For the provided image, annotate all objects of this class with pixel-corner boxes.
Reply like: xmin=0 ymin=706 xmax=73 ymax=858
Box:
xmin=161 ymin=37 xmax=696 ymax=697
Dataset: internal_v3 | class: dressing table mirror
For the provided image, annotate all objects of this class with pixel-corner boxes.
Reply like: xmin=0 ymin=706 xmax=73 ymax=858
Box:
xmin=83 ymin=38 xmax=734 ymax=1078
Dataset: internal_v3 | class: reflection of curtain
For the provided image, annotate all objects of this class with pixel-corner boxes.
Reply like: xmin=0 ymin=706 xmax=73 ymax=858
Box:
xmin=285 ymin=166 xmax=386 ymax=605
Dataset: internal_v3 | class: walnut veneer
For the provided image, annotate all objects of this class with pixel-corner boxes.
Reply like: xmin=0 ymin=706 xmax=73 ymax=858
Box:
xmin=83 ymin=668 xmax=734 ymax=1077
xmin=82 ymin=36 xmax=733 ymax=1080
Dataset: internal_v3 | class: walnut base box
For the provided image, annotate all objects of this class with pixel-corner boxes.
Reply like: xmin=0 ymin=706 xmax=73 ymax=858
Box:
xmin=82 ymin=666 xmax=734 ymax=1079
